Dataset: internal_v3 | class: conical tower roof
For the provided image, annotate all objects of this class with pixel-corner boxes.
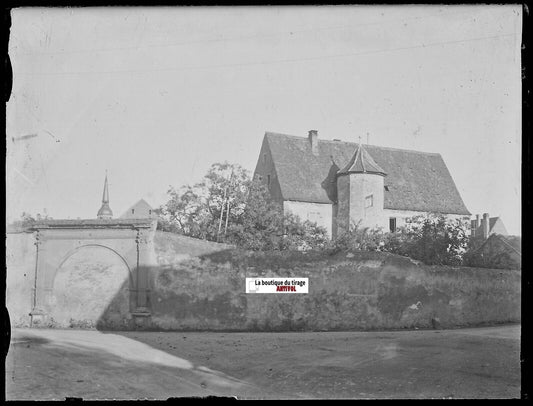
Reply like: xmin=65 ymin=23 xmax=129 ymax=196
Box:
xmin=337 ymin=142 xmax=387 ymax=176
xmin=97 ymin=172 xmax=113 ymax=219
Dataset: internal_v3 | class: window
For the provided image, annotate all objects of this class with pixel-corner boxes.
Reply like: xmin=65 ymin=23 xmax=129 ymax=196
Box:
xmin=149 ymin=209 xmax=152 ymax=215
xmin=131 ymin=209 xmax=135 ymax=214
xmin=365 ymin=194 xmax=373 ymax=208
xmin=389 ymin=217 xmax=397 ymax=233
xmin=267 ymin=174 xmax=271 ymax=185
xmin=308 ymin=212 xmax=322 ymax=223
xmin=384 ymin=185 xmax=389 ymax=192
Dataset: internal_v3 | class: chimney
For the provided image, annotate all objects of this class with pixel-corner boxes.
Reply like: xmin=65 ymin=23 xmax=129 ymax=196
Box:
xmin=470 ymin=219 xmax=476 ymax=237
xmin=482 ymin=213 xmax=490 ymax=240
xmin=308 ymin=130 xmax=318 ymax=155
xmin=471 ymin=214 xmax=481 ymax=237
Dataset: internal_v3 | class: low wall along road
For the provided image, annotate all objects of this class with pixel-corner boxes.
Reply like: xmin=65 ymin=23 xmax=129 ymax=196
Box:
xmin=7 ymin=231 xmax=521 ymax=331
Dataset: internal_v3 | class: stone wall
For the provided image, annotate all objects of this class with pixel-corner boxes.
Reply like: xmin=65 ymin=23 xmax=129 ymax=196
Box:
xmin=146 ymin=247 xmax=520 ymax=331
xmin=7 ymin=230 xmax=520 ymax=331
xmin=6 ymin=232 xmax=37 ymax=327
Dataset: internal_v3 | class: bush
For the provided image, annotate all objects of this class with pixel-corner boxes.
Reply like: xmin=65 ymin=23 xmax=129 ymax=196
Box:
xmin=327 ymin=221 xmax=387 ymax=253
xmin=379 ymin=214 xmax=469 ymax=266
xmin=329 ymin=214 xmax=470 ymax=266
xmin=278 ymin=214 xmax=329 ymax=251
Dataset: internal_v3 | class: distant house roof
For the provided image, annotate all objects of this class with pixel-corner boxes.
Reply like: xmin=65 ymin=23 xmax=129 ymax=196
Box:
xmin=482 ymin=234 xmax=521 ymax=256
xmin=120 ymin=199 xmax=156 ymax=219
xmin=262 ymin=132 xmax=470 ymax=215
xmin=473 ymin=217 xmax=508 ymax=236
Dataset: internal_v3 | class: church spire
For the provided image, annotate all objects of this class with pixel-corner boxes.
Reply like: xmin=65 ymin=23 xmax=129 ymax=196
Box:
xmin=97 ymin=171 xmax=113 ymax=219
xmin=102 ymin=171 xmax=110 ymax=203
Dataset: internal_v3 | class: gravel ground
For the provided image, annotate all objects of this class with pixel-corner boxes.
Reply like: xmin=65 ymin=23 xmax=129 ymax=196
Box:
xmin=6 ymin=324 xmax=521 ymax=400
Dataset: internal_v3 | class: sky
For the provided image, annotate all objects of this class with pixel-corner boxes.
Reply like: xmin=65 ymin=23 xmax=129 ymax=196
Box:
xmin=6 ymin=5 xmax=522 ymax=235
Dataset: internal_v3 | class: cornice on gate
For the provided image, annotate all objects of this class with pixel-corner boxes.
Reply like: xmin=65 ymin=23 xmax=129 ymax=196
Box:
xmin=28 ymin=218 xmax=156 ymax=230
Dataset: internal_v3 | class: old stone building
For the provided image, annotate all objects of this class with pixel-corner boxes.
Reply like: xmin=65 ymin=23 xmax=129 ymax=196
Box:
xmin=253 ymin=130 xmax=471 ymax=238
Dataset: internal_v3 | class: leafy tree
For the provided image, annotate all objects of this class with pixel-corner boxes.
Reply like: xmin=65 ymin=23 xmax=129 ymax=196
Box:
xmin=156 ymin=184 xmax=211 ymax=238
xmin=157 ymin=162 xmax=329 ymax=250
xmin=223 ymin=180 xmax=328 ymax=251
xmin=156 ymin=162 xmax=248 ymax=241
xmin=223 ymin=180 xmax=284 ymax=250
xmin=201 ymin=162 xmax=250 ymax=241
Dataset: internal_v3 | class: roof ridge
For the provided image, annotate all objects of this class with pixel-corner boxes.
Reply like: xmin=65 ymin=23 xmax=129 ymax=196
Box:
xmin=266 ymin=132 xmax=441 ymax=156
xmin=265 ymin=131 xmax=304 ymax=139
xmin=494 ymin=234 xmax=521 ymax=255
xmin=327 ymin=138 xmax=441 ymax=156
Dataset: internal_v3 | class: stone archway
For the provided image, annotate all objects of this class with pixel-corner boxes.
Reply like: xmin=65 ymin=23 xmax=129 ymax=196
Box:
xmin=28 ymin=219 xmax=157 ymax=328
xmin=48 ymin=245 xmax=133 ymax=329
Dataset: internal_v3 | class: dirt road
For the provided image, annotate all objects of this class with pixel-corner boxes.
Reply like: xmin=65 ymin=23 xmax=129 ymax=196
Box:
xmin=5 ymin=325 xmax=521 ymax=400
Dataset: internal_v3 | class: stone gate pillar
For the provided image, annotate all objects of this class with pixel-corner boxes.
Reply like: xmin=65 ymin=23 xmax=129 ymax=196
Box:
xmin=131 ymin=224 xmax=156 ymax=327
xmin=30 ymin=231 xmax=53 ymax=326
xmin=30 ymin=232 xmax=48 ymax=326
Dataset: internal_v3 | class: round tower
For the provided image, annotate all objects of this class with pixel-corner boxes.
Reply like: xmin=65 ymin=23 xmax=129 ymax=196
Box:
xmin=335 ymin=142 xmax=387 ymax=236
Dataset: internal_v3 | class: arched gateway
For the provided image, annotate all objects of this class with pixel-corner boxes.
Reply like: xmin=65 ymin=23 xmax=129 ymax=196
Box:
xmin=28 ymin=218 xmax=157 ymax=328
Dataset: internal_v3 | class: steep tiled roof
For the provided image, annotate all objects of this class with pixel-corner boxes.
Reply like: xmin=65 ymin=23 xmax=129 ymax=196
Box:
xmin=263 ymin=132 xmax=470 ymax=215
xmin=479 ymin=234 xmax=521 ymax=256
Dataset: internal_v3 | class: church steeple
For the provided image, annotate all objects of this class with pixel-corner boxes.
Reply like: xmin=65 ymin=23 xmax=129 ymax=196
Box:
xmin=97 ymin=172 xmax=113 ymax=219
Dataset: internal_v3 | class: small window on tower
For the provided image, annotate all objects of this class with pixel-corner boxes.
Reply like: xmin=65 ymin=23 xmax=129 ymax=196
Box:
xmin=263 ymin=154 xmax=267 ymax=164
xmin=365 ymin=194 xmax=373 ymax=208
xmin=267 ymin=174 xmax=271 ymax=185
